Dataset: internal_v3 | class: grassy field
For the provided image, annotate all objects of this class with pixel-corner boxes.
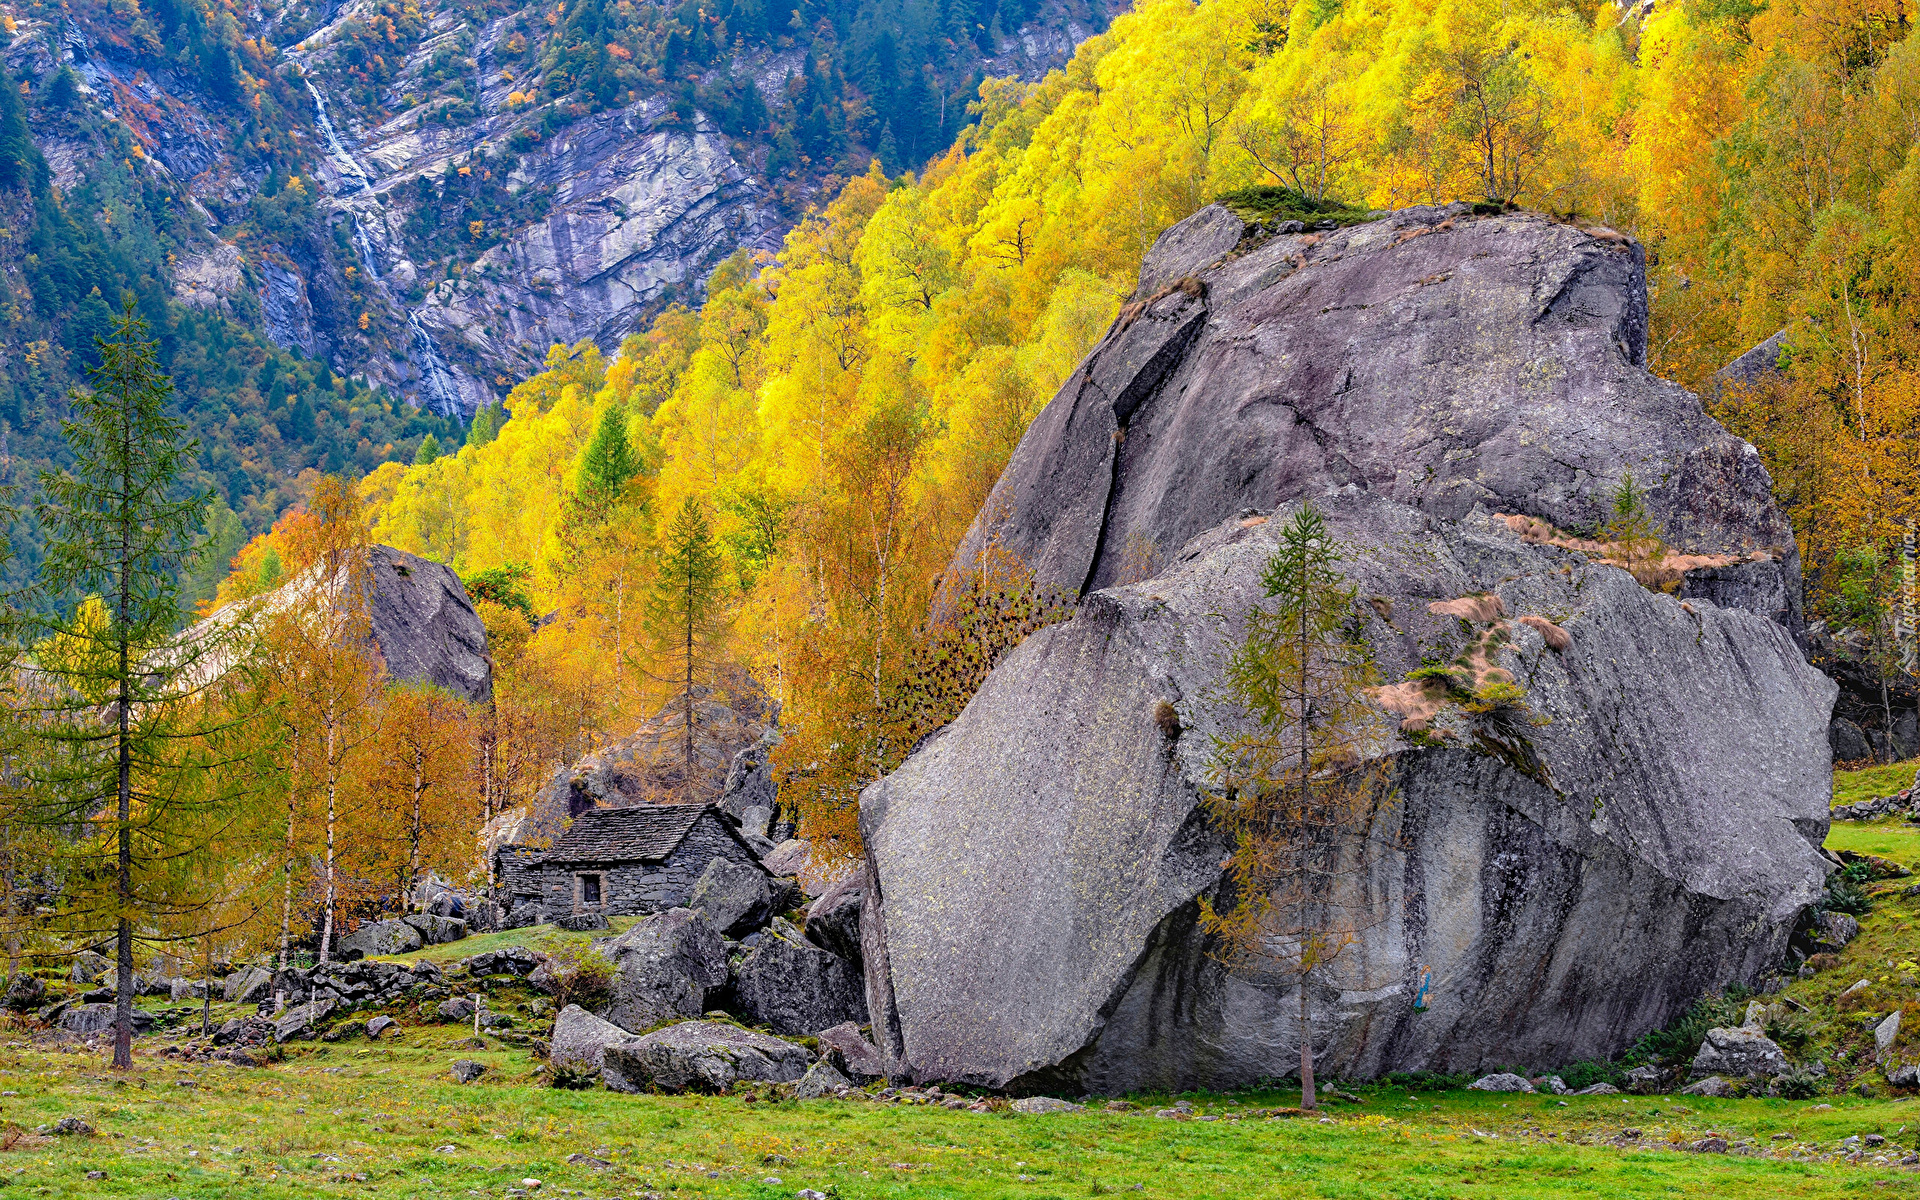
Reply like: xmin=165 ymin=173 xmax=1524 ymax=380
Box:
xmin=12 ymin=762 xmax=1920 ymax=1199
xmin=0 ymin=1029 xmax=1915 ymax=1200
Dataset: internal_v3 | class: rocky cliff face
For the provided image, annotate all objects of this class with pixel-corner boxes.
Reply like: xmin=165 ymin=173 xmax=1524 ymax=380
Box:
xmin=2 ymin=0 xmax=1121 ymax=418
xmin=859 ymin=203 xmax=1836 ymax=1091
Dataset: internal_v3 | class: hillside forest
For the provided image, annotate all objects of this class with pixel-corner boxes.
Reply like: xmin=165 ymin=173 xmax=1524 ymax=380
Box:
xmin=7 ymin=0 xmax=1920 ymax=966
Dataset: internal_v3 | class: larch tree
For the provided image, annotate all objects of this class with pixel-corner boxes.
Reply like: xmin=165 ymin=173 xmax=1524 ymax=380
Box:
xmin=644 ymin=496 xmax=729 ymax=787
xmin=25 ymin=306 xmax=259 ymax=1069
xmin=368 ymin=682 xmax=474 ymax=905
xmin=1203 ymin=504 xmax=1394 ymax=1112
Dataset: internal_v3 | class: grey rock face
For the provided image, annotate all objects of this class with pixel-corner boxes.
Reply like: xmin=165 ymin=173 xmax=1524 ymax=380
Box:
xmin=339 ymin=919 xmax=424 ymax=959
xmin=553 ymin=913 xmax=610 ymax=933
xmin=815 ymin=1021 xmax=887 ymax=1083
xmin=763 ymin=840 xmax=810 ymax=878
xmin=403 ymin=914 xmax=469 ymax=945
xmin=1680 ymin=1076 xmax=1734 ymax=1097
xmin=222 ymin=966 xmax=272 ymax=1004
xmin=952 ymin=204 xmax=1802 ymax=634
xmin=805 ymin=867 xmax=865 ymax=967
xmin=1690 ymin=1026 xmax=1790 ymax=1080
xmin=691 ymin=857 xmax=774 ymax=937
xmin=363 ymin=546 xmax=492 ymax=703
xmin=550 ymin=1004 xmax=641 ymax=1077
xmin=169 ymin=979 xmax=209 ymax=1002
xmin=860 ymin=208 xmax=1833 ymax=1093
xmin=274 ymin=999 xmax=336 ymax=1042
xmin=4 ymin=974 xmax=45 ymax=1011
xmin=600 ymin=1020 xmax=811 ymax=1094
xmin=71 ymin=952 xmax=109 ymax=985
xmin=720 ymin=728 xmax=782 ymax=823
xmin=59 ymin=1004 xmax=154 ymax=1036
xmin=366 ymin=1015 xmax=397 ymax=1039
xmin=596 ymin=907 xmax=728 ymax=1033
xmin=506 ymin=902 xmax=545 ymax=929
xmin=1814 ymin=912 xmax=1861 ymax=949
xmin=729 ymin=919 xmax=867 ymax=1036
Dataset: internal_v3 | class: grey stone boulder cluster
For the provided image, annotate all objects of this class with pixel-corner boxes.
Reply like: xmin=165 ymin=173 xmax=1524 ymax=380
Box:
xmin=855 ymin=202 xmax=1837 ymax=1091
xmin=337 ymin=913 xmax=469 ymax=960
xmin=267 ymin=958 xmax=447 ymax=1038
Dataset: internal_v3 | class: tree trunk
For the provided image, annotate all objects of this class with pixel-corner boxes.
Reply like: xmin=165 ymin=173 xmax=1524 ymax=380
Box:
xmin=1299 ymin=973 xmax=1316 ymax=1110
xmin=319 ymin=718 xmax=338 ymax=968
xmin=408 ymin=748 xmax=424 ymax=910
xmin=114 ymin=546 xmax=134 ymax=1071
xmin=278 ymin=733 xmax=298 ymax=973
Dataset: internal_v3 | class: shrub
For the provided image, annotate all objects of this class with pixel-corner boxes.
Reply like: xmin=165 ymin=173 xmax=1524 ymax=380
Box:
xmin=1826 ymin=876 xmax=1873 ymax=916
xmin=1807 ymin=952 xmax=1841 ymax=972
xmin=1555 ymin=1059 xmax=1621 ymax=1091
xmin=1627 ymin=991 xmax=1746 ymax=1067
xmin=1767 ymin=1012 xmax=1814 ymax=1053
xmin=1775 ymin=1065 xmax=1824 ymax=1099
xmin=548 ymin=1061 xmax=598 ymax=1090
xmin=543 ymin=947 xmax=615 ymax=1012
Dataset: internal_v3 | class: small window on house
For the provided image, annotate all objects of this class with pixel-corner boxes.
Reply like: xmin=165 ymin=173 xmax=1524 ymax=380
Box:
xmin=580 ymin=874 xmax=602 ymax=905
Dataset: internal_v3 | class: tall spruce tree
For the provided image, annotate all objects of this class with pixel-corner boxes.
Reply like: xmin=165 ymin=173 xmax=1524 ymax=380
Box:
xmin=27 ymin=306 xmax=241 ymax=1069
xmin=1203 ymin=504 xmax=1393 ymax=1111
xmin=644 ymin=497 xmax=728 ymax=784
xmin=576 ymin=405 xmax=637 ymax=513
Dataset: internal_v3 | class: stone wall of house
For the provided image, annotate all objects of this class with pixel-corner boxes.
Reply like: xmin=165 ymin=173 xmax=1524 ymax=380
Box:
xmin=540 ymin=814 xmax=763 ymax=916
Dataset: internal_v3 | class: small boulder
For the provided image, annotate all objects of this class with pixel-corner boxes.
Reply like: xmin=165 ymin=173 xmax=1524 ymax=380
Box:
xmin=1879 ymin=1010 xmax=1903 ymax=1056
xmin=339 ymin=919 xmax=424 ymax=959
xmin=1890 ymin=1062 xmax=1920 ymax=1088
xmin=600 ymin=1020 xmax=811 ymax=1094
xmin=1690 ymin=1136 xmax=1730 ymax=1154
xmin=1691 ymin=1025 xmax=1789 ymax=1080
xmin=4 ymin=973 xmax=46 ymax=1011
xmin=274 ymin=999 xmax=335 ymax=1042
xmin=366 ymin=1015 xmax=397 ymax=1039
xmin=1573 ymin=1082 xmax=1621 ymax=1096
xmin=222 ymin=966 xmax=271 ymax=1004
xmin=1680 ymin=1075 xmax=1734 ymax=1097
xmin=450 ymin=1059 xmax=485 ymax=1084
xmin=729 ymin=919 xmax=867 ymax=1036
xmin=791 ymin=1059 xmax=851 ymax=1099
xmin=553 ymin=913 xmax=609 ymax=933
xmin=1623 ymin=1065 xmax=1667 ymax=1094
xmin=71 ymin=951 xmax=110 ymax=985
xmin=816 ymin=1021 xmax=888 ymax=1082
xmin=549 ymin=1004 xmax=641 ymax=1078
xmin=49 ymin=1117 xmax=93 ymax=1136
xmin=464 ymin=946 xmax=543 ymax=977
xmin=1467 ymin=1073 xmax=1534 ymax=1093
xmin=1815 ymin=911 xmax=1860 ymax=949
xmin=402 ymin=914 xmax=468 ymax=945
xmin=169 ymin=978 xmax=209 ymax=1002
xmin=437 ymin=998 xmax=476 ymax=1023
xmin=596 ymin=908 xmax=727 ymax=1033
xmin=690 ymin=857 xmax=775 ymax=937
xmin=762 ymin=839 xmax=810 ymax=877
xmin=1011 ymin=1097 xmax=1084 ymax=1114
xmin=59 ymin=1004 xmax=153 ymax=1036
xmin=506 ymin=902 xmax=545 ymax=929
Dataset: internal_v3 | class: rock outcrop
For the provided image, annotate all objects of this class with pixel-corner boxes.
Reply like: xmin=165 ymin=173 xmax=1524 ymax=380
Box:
xmin=600 ymin=1019 xmax=812 ymax=1093
xmin=595 ymin=907 xmax=728 ymax=1033
xmin=859 ymin=203 xmax=1836 ymax=1092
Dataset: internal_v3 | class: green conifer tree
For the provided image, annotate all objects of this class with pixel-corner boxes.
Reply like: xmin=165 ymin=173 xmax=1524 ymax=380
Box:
xmin=644 ymin=497 xmax=729 ymax=784
xmin=413 ymin=433 xmax=441 ymax=465
xmin=576 ymin=405 xmax=637 ymax=513
xmin=26 ymin=306 xmax=257 ymax=1069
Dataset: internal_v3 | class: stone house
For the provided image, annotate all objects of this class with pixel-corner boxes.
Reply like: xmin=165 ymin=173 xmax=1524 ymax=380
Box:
xmin=493 ymin=845 xmax=548 ymax=913
xmin=537 ymin=804 xmax=769 ymax=917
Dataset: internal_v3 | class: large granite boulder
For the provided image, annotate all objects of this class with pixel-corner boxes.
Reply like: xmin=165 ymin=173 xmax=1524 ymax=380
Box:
xmin=690 ymin=857 xmax=773 ymax=937
xmin=549 ymin=1004 xmax=641 ymax=1079
xmin=1691 ymin=1025 xmax=1791 ymax=1080
xmin=858 ymin=204 xmax=1836 ymax=1093
xmin=59 ymin=1004 xmax=154 ymax=1035
xmin=600 ymin=1020 xmax=811 ymax=1093
xmin=595 ymin=908 xmax=728 ymax=1033
xmin=339 ymin=919 xmax=424 ymax=959
xmin=222 ymin=966 xmax=272 ymax=1004
xmin=805 ymin=866 xmax=865 ymax=967
xmin=728 ymin=918 xmax=867 ymax=1036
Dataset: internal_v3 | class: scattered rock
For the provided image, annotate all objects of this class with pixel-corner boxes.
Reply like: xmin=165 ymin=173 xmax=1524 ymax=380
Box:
xmin=462 ymin=946 xmax=544 ymax=978
xmin=1010 ymin=1097 xmax=1084 ymax=1114
xmin=366 ymin=1016 xmax=397 ymax=1039
xmin=1623 ymin=1065 xmax=1667 ymax=1094
xmin=169 ymin=978 xmax=209 ymax=1002
xmin=791 ymin=1059 xmax=851 ymax=1099
xmin=1879 ymin=1011 xmax=1903 ymax=1056
xmin=1467 ymin=1073 xmax=1535 ymax=1093
xmin=553 ymin=913 xmax=609 ymax=933
xmin=815 ymin=1021 xmax=888 ymax=1082
xmin=1680 ymin=1076 xmax=1734 ymax=1097
xmin=450 ymin=1059 xmax=486 ymax=1084
xmin=273 ymin=999 xmax=336 ymax=1042
xmin=1573 ymin=1083 xmax=1621 ymax=1096
xmin=59 ymin=1004 xmax=154 ymax=1036
xmin=402 ymin=914 xmax=469 ymax=945
xmin=4 ymin=974 xmax=46 ymax=1011
xmin=596 ymin=908 xmax=728 ymax=1033
xmin=49 ymin=1117 xmax=93 ymax=1136
xmin=506 ymin=902 xmax=545 ymax=929
xmin=222 ymin=966 xmax=271 ymax=1004
xmin=729 ymin=918 xmax=867 ymax=1035
xmin=600 ymin=1020 xmax=811 ymax=1094
xmin=1815 ymin=912 xmax=1861 ymax=949
xmin=1889 ymin=1062 xmax=1920 ymax=1088
xmin=338 ymin=919 xmax=425 ymax=959
xmin=549 ymin=1004 xmax=641 ymax=1078
xmin=1691 ymin=1025 xmax=1789 ymax=1080
xmin=213 ymin=1017 xmax=274 ymax=1047
xmin=565 ymin=1153 xmax=611 ymax=1169
xmin=690 ymin=857 xmax=775 ymax=937
xmin=1690 ymin=1137 xmax=1729 ymax=1154
xmin=437 ymin=998 xmax=476 ymax=1023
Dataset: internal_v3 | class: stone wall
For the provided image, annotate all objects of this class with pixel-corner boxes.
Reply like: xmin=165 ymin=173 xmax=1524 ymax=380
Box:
xmin=539 ymin=813 xmax=763 ymax=917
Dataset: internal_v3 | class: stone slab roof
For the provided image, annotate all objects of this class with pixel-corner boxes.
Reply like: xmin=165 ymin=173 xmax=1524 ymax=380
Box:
xmin=542 ymin=804 xmax=714 ymax=866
